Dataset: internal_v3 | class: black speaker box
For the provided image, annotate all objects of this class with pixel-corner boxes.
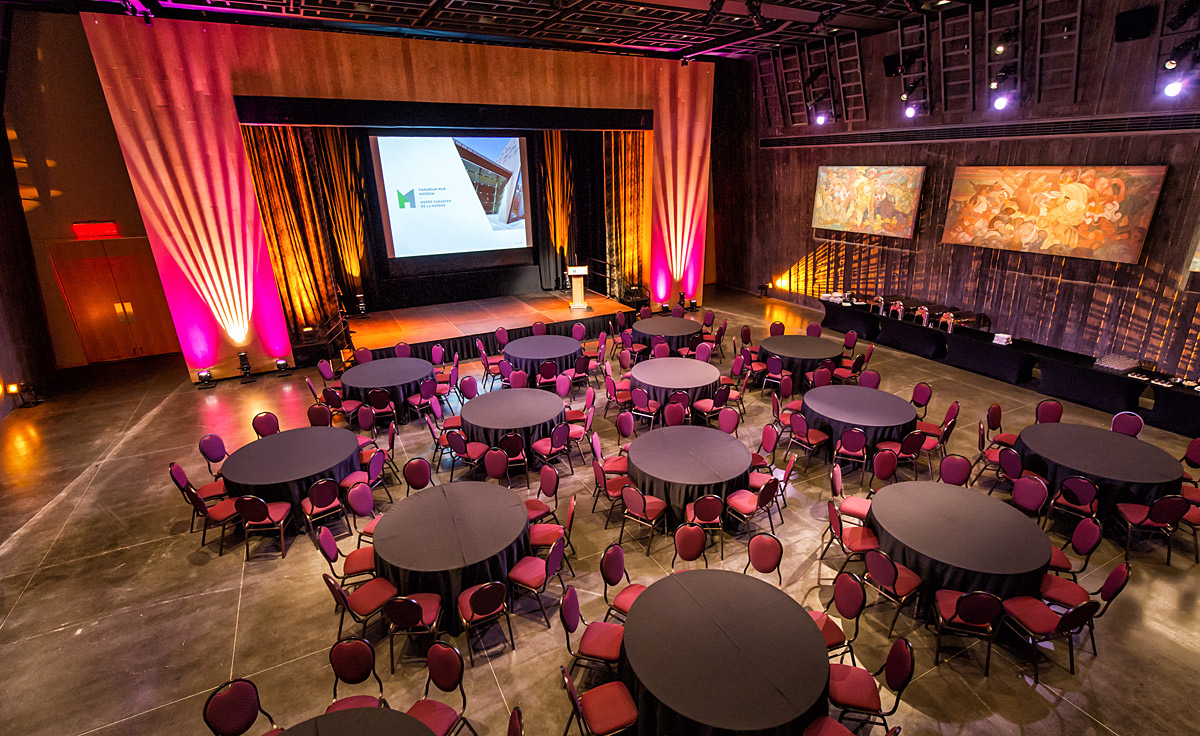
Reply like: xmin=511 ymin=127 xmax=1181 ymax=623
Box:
xmin=1115 ymin=6 xmax=1159 ymax=42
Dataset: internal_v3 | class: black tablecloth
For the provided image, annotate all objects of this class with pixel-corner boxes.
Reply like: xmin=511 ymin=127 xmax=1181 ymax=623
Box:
xmin=800 ymin=386 xmax=917 ymax=453
xmin=1014 ymin=424 xmax=1183 ymax=518
xmin=373 ymin=482 xmax=530 ymax=636
xmin=625 ymin=426 xmax=751 ymax=525
xmin=632 ymin=317 xmax=702 ymax=352
xmin=1147 ymin=383 xmax=1200 ymax=437
xmin=942 ymin=331 xmax=1037 ymax=385
xmin=621 ymin=570 xmax=829 ymax=736
xmin=221 ymin=427 xmax=360 ymax=505
xmin=875 ymin=317 xmax=946 ymax=359
xmin=340 ymin=357 xmax=434 ymax=407
xmin=757 ymin=336 xmax=843 ymax=376
xmin=281 ymin=708 xmax=435 ymax=736
xmin=867 ymin=482 xmax=1051 ymax=616
xmin=819 ymin=301 xmax=881 ymax=340
xmin=1038 ymin=358 xmax=1144 ymax=414
xmin=502 ymin=335 xmax=582 ymax=374
xmin=629 ymin=358 xmax=721 ymax=405
xmin=459 ymin=388 xmax=566 ymax=449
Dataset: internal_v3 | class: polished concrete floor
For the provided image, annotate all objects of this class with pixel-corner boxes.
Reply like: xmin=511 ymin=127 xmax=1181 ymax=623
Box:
xmin=0 ymin=288 xmax=1194 ymax=736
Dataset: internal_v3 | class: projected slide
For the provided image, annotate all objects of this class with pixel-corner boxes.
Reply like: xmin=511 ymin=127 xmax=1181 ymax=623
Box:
xmin=372 ymin=136 xmax=530 ymax=258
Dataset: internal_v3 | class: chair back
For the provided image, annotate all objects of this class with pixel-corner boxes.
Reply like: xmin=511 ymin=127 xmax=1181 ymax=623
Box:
xmin=1183 ymin=438 xmax=1200 ymax=468
xmin=367 ymin=450 xmax=385 ymax=483
xmin=865 ymin=549 xmax=899 ymax=589
xmin=873 ymin=448 xmax=899 ymax=484
xmin=769 ymin=320 xmax=785 ymax=336
xmin=203 ymin=679 xmax=271 ymax=736
xmin=976 ymin=420 xmax=987 ymax=452
xmin=347 ymin=482 xmax=375 ymax=518
xmin=495 ymin=327 xmax=509 ymax=348
xmin=778 ymin=374 xmax=793 ymax=398
xmin=843 ymin=330 xmax=858 ymax=350
xmin=356 ymin=405 xmax=376 ymax=434
xmin=621 ymin=485 xmax=647 ymax=517
xmin=910 ymin=383 xmax=932 ymax=409
xmin=468 ymin=582 xmax=507 ymax=618
xmin=600 ymin=543 xmax=627 ymax=587
xmin=561 ymin=667 xmax=586 ymax=723
xmin=425 ymin=641 xmax=465 ymax=696
xmin=813 ymin=367 xmax=832 ymax=387
xmin=168 ymin=462 xmax=193 ymax=494
xmin=484 ymin=449 xmax=509 ymax=480
xmin=846 ymin=353 xmax=866 ymax=376
xmin=829 ymin=464 xmax=844 ymax=499
xmin=404 ymin=457 xmax=432 ymax=491
xmin=1060 ymin=476 xmax=1098 ymax=507
xmin=858 ymin=370 xmax=881 ymax=389
xmin=459 ymin=376 xmax=479 ymax=400
xmin=718 ymin=408 xmax=739 ymax=435
xmin=1056 ymin=601 xmax=1102 ymax=636
xmin=897 ymin=431 xmax=925 ymax=458
xmin=318 ymin=359 xmax=336 ymax=382
xmin=1148 ymin=495 xmax=1190 ymax=526
xmin=1111 ymin=411 xmax=1144 ymax=437
xmin=703 ymin=309 xmax=715 ymax=328
xmin=590 ymin=432 xmax=604 ymax=462
xmin=616 ymin=311 xmax=628 ymax=329
xmin=730 ymin=354 xmax=745 ymax=377
xmin=839 ymin=428 xmax=868 ymax=454
xmin=571 ymin=322 xmax=586 ymax=341
xmin=884 ymin=638 xmax=915 ymax=693
xmin=1036 ymin=399 xmax=1064 ymax=424
xmin=316 ymin=526 xmax=341 ymax=566
xmin=308 ymin=403 xmax=333 ymax=426
xmin=499 ymin=433 xmax=525 ymax=461
xmin=1099 ymin=564 xmax=1131 ymax=607
xmin=498 ymin=359 xmax=513 ymax=380
xmin=673 ymin=523 xmax=707 ymax=566
xmin=323 ymin=573 xmax=351 ymax=610
xmin=1070 ymin=516 xmax=1103 ymax=556
xmin=508 ymin=707 xmax=524 ymax=736
xmin=354 ymin=347 xmax=373 ymax=364
xmin=394 ymin=342 xmax=411 ymax=358
xmin=986 ymin=403 xmax=1003 ymax=432
xmin=545 ymin=536 xmax=567 ymax=580
xmin=806 ymin=323 xmax=822 ymax=337
xmin=740 ymin=325 xmax=753 ymax=346
xmin=670 ymin=305 xmax=684 ymax=318
xmin=233 ymin=496 xmax=271 ymax=524
xmin=954 ymin=591 xmax=1004 ymax=628
xmin=539 ymin=464 xmax=559 ymax=499
xmin=383 ymin=596 xmax=425 ymax=631
xmin=653 ymin=342 xmax=670 ymax=359
xmin=446 ymin=431 xmax=469 ymax=457
xmin=747 ymin=532 xmax=783 ymax=574
xmin=640 ymin=306 xmax=653 ymax=319
xmin=559 ymin=585 xmax=583 ymax=634
xmin=664 ymin=403 xmax=686 ymax=426
xmin=827 ymin=499 xmax=844 ymax=539
xmin=539 ymin=360 xmax=557 ymax=382
xmin=756 ymin=478 xmax=779 ymax=510
xmin=323 ymin=387 xmax=345 ymax=409
xmin=691 ymin=495 xmax=723 ymax=524
xmin=532 ymin=321 xmax=547 ymax=335
xmin=419 ymin=378 xmax=437 ymax=400
xmin=833 ymin=571 xmax=866 ymax=619
xmin=760 ymin=424 xmax=779 ymax=454
xmin=555 ymin=374 xmax=572 ymax=399
xmin=696 ymin=342 xmax=713 ymax=362
xmin=309 ymin=478 xmax=340 ymax=511
xmin=938 ymin=454 xmax=971 ymax=486
xmin=330 ymin=637 xmax=378 ymax=687
xmin=549 ymin=423 xmax=570 ymax=452
xmin=1011 ymin=477 xmax=1048 ymax=515
xmin=305 ymin=375 xmax=321 ymax=404
xmin=631 ymin=387 xmax=652 ymax=410
xmin=199 ymin=434 xmax=227 ymax=464
xmin=252 ymin=412 xmax=279 ymax=438
xmin=998 ymin=447 xmax=1024 ymax=480
xmin=766 ymin=355 xmax=783 ymax=377
xmin=616 ymin=411 xmax=635 ymax=441
xmin=508 ymin=370 xmax=527 ymax=388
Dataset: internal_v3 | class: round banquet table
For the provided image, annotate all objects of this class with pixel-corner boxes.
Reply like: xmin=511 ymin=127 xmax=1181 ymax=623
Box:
xmin=1014 ymin=423 xmax=1183 ymax=519
xmin=459 ymin=388 xmax=567 ymax=449
xmin=621 ymin=569 xmax=829 ymax=736
xmin=373 ymin=482 xmax=530 ymax=636
xmin=800 ymin=385 xmax=918 ymax=453
xmin=339 ymin=357 xmax=434 ymax=408
xmin=281 ymin=708 xmax=435 ymax=736
xmin=625 ymin=426 xmax=752 ymax=525
xmin=632 ymin=316 xmax=702 ymax=352
xmin=502 ymin=335 xmax=582 ymax=374
xmin=866 ymin=481 xmax=1052 ymax=616
xmin=221 ymin=427 xmax=360 ymax=506
xmin=757 ymin=335 xmax=843 ymax=376
xmin=628 ymin=357 xmax=721 ymax=405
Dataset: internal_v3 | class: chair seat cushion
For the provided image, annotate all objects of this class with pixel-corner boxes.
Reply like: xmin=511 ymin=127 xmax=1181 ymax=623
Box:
xmin=326 ymin=695 xmax=382 ymax=713
xmin=809 ymin=610 xmax=847 ymax=648
xmin=346 ymin=577 xmax=398 ymax=616
xmin=578 ymin=621 xmax=624 ymax=661
xmin=602 ymin=456 xmax=628 ymax=474
xmin=531 ymin=438 xmax=559 ymax=456
xmin=342 ymin=546 xmax=376 ymax=577
xmin=406 ymin=698 xmax=460 ymax=736
xmin=828 ymin=663 xmax=882 ymax=712
xmin=692 ymin=399 xmax=716 ymax=413
xmin=525 ymin=498 xmax=552 ymax=522
xmin=804 ymin=716 xmax=855 ymax=736
xmin=832 ymin=368 xmax=854 ymax=380
xmin=402 ymin=592 xmax=442 ymax=628
xmin=840 ymin=526 xmax=879 ymax=553
xmin=406 ymin=395 xmax=429 ymax=407
xmin=916 ymin=420 xmax=941 ymax=437
xmin=359 ymin=516 xmax=379 ymax=538
xmin=1184 ymin=505 xmax=1200 ymax=526
xmin=339 ymin=471 xmax=368 ymax=489
xmin=197 ymin=479 xmax=226 ymax=500
xmin=357 ymin=436 xmax=376 ymax=449
xmin=750 ymin=453 xmax=771 ymax=469
xmin=726 ymin=489 xmax=762 ymax=515
xmin=442 ymin=416 xmax=462 ymax=430
xmin=508 ymin=555 xmax=548 ymax=589
xmin=1048 ymin=545 xmax=1071 ymax=572
xmin=207 ymin=497 xmax=240 ymax=523
xmin=340 ymin=400 xmax=364 ymax=414
xmin=748 ymin=471 xmax=772 ymax=490
xmin=1116 ymin=503 xmax=1169 ymax=527
xmin=630 ymin=495 xmax=667 ymax=521
xmin=568 ymin=425 xmax=586 ymax=440
xmin=835 ymin=443 xmax=865 ymax=458
xmin=1040 ymin=573 xmax=1089 ymax=608
xmin=529 ymin=523 xmax=564 ymax=547
xmin=888 ymin=563 xmax=923 ymax=598
xmin=457 ymin=584 xmax=503 ymax=623
xmin=1003 ymin=596 xmax=1059 ymax=635
xmin=785 ymin=399 xmax=805 ymax=413
xmin=921 ymin=435 xmax=940 ymax=452
xmin=302 ymin=496 xmax=341 ymax=517
xmin=579 ymin=681 xmax=638 ymax=735
xmin=1051 ymin=493 xmax=1096 ymax=515
xmin=612 ymin=584 xmax=646 ymax=614
xmin=993 ymin=432 xmax=1018 ymax=446
xmin=605 ymin=476 xmax=632 ymax=499
xmin=565 ymin=409 xmax=585 ymax=422
xmin=359 ymin=448 xmax=386 ymax=465
xmin=934 ymin=589 xmax=989 ymax=628
xmin=247 ymin=502 xmax=292 ymax=526
xmin=981 ymin=448 xmax=1002 ymax=465
xmin=464 ymin=442 xmax=489 ymax=460
xmin=839 ymin=496 xmax=872 ymax=521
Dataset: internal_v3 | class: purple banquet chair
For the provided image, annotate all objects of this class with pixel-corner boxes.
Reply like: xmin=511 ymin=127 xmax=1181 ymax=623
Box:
xmin=308 ymin=403 xmax=334 ymax=427
xmin=403 ymin=456 xmax=433 ymax=496
xmin=317 ymin=526 xmax=375 ymax=587
xmin=326 ymin=637 xmax=387 ymax=712
xmin=457 ymin=581 xmax=514 ymax=666
xmin=806 ymin=323 xmax=822 ymax=337
xmin=717 ymin=407 xmax=740 ymax=436
xmin=1036 ymin=399 xmax=1064 ymax=424
xmin=346 ymin=482 xmax=378 ymax=548
xmin=170 ymin=461 xmax=227 ymax=532
xmin=483 ymin=448 xmax=511 ymax=487
xmin=857 ymin=370 xmax=881 ymax=389
xmin=252 ymin=411 xmax=280 ymax=439
xmin=302 ymin=478 xmax=346 ymax=536
xmin=744 ymin=531 xmax=784 ymax=584
xmin=1111 ymin=410 xmax=1144 ymax=437
xmin=234 ymin=495 xmax=293 ymax=560
xmin=937 ymin=454 xmax=972 ymax=486
xmin=685 ymin=494 xmax=725 ymax=559
xmin=600 ymin=543 xmax=645 ymax=622
xmin=909 ymin=383 xmax=932 ymax=419
xmin=393 ymin=342 xmax=411 ymax=358
xmin=199 ymin=433 xmax=228 ymax=479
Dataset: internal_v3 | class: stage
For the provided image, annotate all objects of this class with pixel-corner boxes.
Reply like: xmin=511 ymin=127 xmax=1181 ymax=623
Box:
xmin=348 ymin=290 xmax=632 ymax=361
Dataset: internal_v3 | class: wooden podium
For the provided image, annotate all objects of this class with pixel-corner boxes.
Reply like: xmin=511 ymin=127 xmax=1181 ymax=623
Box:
xmin=567 ymin=265 xmax=589 ymax=309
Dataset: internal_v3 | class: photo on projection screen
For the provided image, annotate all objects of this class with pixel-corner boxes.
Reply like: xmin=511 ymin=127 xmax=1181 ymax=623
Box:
xmin=371 ymin=136 xmax=531 ymax=258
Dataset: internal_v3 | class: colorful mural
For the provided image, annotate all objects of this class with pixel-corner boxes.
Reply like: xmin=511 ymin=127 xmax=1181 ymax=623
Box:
xmin=942 ymin=165 xmax=1167 ymax=264
xmin=812 ymin=166 xmax=925 ymax=238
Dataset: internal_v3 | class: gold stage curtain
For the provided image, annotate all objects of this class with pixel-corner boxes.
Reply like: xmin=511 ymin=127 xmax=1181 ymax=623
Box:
xmin=310 ymin=127 xmax=366 ymax=299
xmin=603 ymin=130 xmax=648 ymax=296
xmin=241 ymin=125 xmax=341 ymax=338
xmin=540 ymin=130 xmax=574 ymax=287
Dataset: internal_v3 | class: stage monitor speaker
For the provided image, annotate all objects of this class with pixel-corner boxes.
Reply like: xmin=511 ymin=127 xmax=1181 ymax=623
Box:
xmin=883 ymin=52 xmax=904 ymax=78
xmin=1115 ymin=6 xmax=1158 ymax=42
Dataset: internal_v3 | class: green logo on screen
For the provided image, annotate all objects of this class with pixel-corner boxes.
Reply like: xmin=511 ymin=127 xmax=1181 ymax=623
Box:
xmin=397 ymin=189 xmax=416 ymax=209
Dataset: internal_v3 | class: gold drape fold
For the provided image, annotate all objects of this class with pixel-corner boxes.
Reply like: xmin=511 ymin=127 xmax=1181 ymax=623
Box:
xmin=241 ymin=125 xmax=341 ymax=338
xmin=543 ymin=130 xmax=574 ymax=264
xmin=311 ymin=128 xmax=366 ymax=297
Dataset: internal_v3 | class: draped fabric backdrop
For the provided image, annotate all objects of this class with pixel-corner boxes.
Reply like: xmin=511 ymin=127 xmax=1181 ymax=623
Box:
xmin=535 ymin=130 xmax=575 ymax=290
xmin=311 ymin=127 xmax=367 ymax=300
xmin=604 ymin=130 xmax=649 ymax=297
xmin=241 ymin=125 xmax=342 ymax=339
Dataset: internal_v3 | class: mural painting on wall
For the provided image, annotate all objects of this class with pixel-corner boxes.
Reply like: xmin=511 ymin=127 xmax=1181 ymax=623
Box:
xmin=942 ymin=165 xmax=1167 ymax=264
xmin=812 ymin=166 xmax=926 ymax=239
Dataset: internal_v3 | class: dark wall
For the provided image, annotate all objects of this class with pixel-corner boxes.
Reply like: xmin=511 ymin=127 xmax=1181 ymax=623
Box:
xmin=713 ymin=3 xmax=1200 ymax=378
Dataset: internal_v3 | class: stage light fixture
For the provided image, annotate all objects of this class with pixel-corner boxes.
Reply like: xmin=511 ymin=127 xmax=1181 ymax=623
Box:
xmin=689 ymin=299 xmax=698 ymax=311
xmin=993 ymin=94 xmax=1010 ymax=110
xmin=12 ymin=382 xmax=42 ymax=408
xmin=5 ymin=383 xmax=17 ymax=395
xmin=1167 ymin=0 xmax=1200 ymax=31
xmin=815 ymin=113 xmax=827 ymax=125
xmin=904 ymin=104 xmax=917 ymax=118
xmin=678 ymin=291 xmax=686 ymax=307
xmin=746 ymin=0 xmax=764 ymax=29
xmin=275 ymin=358 xmax=292 ymax=377
xmin=994 ymin=43 xmax=1005 ymax=55
xmin=702 ymin=0 xmax=725 ymax=27
xmin=899 ymin=77 xmax=924 ymax=104
xmin=1166 ymin=80 xmax=1185 ymax=97
xmin=1164 ymin=34 xmax=1200 ymax=72
xmin=661 ymin=302 xmax=671 ymax=314
xmin=356 ymin=293 xmax=367 ymax=316
xmin=197 ymin=369 xmax=216 ymax=390
xmin=238 ymin=352 xmax=256 ymax=384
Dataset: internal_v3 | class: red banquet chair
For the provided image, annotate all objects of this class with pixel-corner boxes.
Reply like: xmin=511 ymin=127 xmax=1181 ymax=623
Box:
xmin=1039 ymin=563 xmax=1131 ymax=656
xmin=1048 ymin=516 xmax=1103 ymax=580
xmin=744 ymin=531 xmax=784 ymax=584
xmin=829 ymin=463 xmax=871 ymax=526
xmin=317 ymin=526 xmax=375 ymax=587
xmin=1045 ymin=476 xmax=1099 ymax=528
xmin=405 ymin=641 xmax=479 ymax=736
xmin=1001 ymin=598 xmax=1101 ymax=684
xmin=560 ymin=665 xmax=638 ymax=736
xmin=811 ymin=571 xmax=866 ymax=665
xmin=323 ymin=572 xmax=398 ymax=639
xmin=346 ymin=482 xmax=378 ymax=549
xmin=508 ymin=536 xmax=568 ymax=628
xmin=618 ymin=485 xmax=668 ymax=555
xmin=170 ymin=461 xmax=228 ymax=534
xmin=864 ymin=549 xmax=922 ymax=636
xmin=600 ymin=542 xmax=645 ymax=622
xmin=234 ymin=495 xmax=293 ymax=560
xmin=1111 ymin=410 xmax=1144 ymax=437
xmin=819 ymin=500 xmax=880 ymax=576
xmin=931 ymin=590 xmax=1005 ymax=675
xmin=531 ymin=496 xmax=578 ymax=575
xmin=202 ymin=679 xmax=282 ymax=736
xmin=457 ymin=581 xmax=515 ymax=666
xmin=326 ymin=637 xmax=387 ymax=713
xmin=804 ymin=718 xmax=900 ymax=736
xmin=1036 ymin=399 xmax=1064 ymax=424
xmin=1115 ymin=495 xmax=1191 ymax=564
xmin=559 ymin=585 xmax=624 ymax=679
xmin=382 ymin=593 xmax=443 ymax=672
xmin=199 ymin=433 xmax=229 ymax=480
xmin=828 ymin=637 xmax=914 ymax=732
xmin=671 ymin=522 xmax=708 ymax=573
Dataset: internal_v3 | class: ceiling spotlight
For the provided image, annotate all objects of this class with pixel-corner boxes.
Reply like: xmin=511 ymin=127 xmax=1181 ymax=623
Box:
xmin=1166 ymin=80 xmax=1185 ymax=97
xmin=994 ymin=43 xmax=1006 ymax=55
xmin=989 ymin=80 xmax=999 ymax=90
xmin=746 ymin=0 xmax=764 ymax=28
xmin=1164 ymin=34 xmax=1200 ymax=72
xmin=1166 ymin=59 xmax=1179 ymax=70
xmin=815 ymin=113 xmax=827 ymax=124
xmin=993 ymin=95 xmax=1010 ymax=110
xmin=904 ymin=105 xmax=917 ymax=118
xmin=702 ymin=0 xmax=725 ymax=26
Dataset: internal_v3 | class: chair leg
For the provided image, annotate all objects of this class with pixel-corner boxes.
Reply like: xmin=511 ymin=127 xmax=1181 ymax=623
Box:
xmin=887 ymin=600 xmax=904 ymax=637
xmin=984 ymin=637 xmax=993 ymax=676
xmin=504 ymin=609 xmax=516 ymax=651
xmin=465 ymin=626 xmax=476 ymax=667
